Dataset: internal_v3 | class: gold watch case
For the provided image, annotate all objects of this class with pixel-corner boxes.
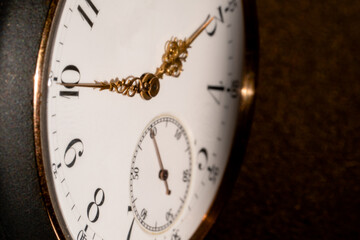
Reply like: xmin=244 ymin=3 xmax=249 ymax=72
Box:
xmin=33 ymin=0 xmax=258 ymax=239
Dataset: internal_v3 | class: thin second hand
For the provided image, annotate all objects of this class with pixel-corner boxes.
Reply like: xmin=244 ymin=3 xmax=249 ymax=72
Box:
xmin=150 ymin=129 xmax=171 ymax=195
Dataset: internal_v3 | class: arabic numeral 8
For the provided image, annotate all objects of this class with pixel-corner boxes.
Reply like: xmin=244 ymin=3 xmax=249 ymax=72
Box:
xmin=87 ymin=188 xmax=105 ymax=223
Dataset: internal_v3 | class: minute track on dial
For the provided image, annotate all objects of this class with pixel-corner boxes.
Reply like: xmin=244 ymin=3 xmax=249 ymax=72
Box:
xmin=61 ymin=17 xmax=214 ymax=100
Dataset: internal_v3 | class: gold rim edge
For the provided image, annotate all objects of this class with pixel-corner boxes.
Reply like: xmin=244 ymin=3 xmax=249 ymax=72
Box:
xmin=190 ymin=0 xmax=259 ymax=239
xmin=34 ymin=0 xmax=66 ymax=239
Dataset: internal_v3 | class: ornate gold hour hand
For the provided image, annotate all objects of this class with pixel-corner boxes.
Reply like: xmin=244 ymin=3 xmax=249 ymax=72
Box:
xmin=61 ymin=17 xmax=214 ymax=100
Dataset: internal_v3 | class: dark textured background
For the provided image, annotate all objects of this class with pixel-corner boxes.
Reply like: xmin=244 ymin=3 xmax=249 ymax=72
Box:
xmin=207 ymin=1 xmax=360 ymax=239
xmin=0 ymin=0 xmax=359 ymax=239
xmin=0 ymin=1 xmax=55 ymax=239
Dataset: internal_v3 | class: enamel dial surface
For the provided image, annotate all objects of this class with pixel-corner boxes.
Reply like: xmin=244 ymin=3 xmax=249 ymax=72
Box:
xmin=38 ymin=0 xmax=246 ymax=239
xmin=129 ymin=116 xmax=192 ymax=232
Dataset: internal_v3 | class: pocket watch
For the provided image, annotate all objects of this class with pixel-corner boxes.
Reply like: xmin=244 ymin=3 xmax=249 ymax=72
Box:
xmin=0 ymin=0 xmax=257 ymax=239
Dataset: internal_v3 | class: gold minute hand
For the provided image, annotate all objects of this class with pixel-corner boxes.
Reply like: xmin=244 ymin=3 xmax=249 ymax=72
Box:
xmin=61 ymin=17 xmax=214 ymax=100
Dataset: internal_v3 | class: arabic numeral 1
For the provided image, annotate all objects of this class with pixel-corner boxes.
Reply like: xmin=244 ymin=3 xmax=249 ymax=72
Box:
xmin=206 ymin=7 xmax=224 ymax=36
xmin=174 ymin=128 xmax=182 ymax=140
xmin=77 ymin=0 xmax=99 ymax=28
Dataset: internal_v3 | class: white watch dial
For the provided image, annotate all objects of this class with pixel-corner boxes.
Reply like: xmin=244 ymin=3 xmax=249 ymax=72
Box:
xmin=38 ymin=0 xmax=246 ymax=239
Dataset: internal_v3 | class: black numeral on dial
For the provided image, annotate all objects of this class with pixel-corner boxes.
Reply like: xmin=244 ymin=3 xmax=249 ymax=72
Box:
xmin=182 ymin=169 xmax=190 ymax=182
xmin=87 ymin=188 xmax=105 ymax=223
xmin=206 ymin=1 xmax=238 ymax=37
xmin=206 ymin=7 xmax=224 ymax=36
xmin=197 ymin=148 xmax=208 ymax=170
xmin=166 ymin=209 xmax=174 ymax=223
xmin=64 ymin=138 xmax=84 ymax=168
xmin=60 ymin=65 xmax=81 ymax=98
xmin=207 ymin=80 xmax=239 ymax=104
xmin=78 ymin=0 xmax=99 ymax=28
xmin=140 ymin=208 xmax=148 ymax=220
xmin=208 ymin=164 xmax=220 ymax=183
xmin=174 ymin=128 xmax=182 ymax=140
xmin=130 ymin=167 xmax=140 ymax=180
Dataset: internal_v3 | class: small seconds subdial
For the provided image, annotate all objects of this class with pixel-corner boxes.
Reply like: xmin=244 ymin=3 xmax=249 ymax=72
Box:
xmin=129 ymin=116 xmax=192 ymax=232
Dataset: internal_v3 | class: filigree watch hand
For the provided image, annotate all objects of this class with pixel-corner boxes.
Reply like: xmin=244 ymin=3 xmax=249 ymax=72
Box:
xmin=150 ymin=128 xmax=171 ymax=195
xmin=61 ymin=17 xmax=214 ymax=100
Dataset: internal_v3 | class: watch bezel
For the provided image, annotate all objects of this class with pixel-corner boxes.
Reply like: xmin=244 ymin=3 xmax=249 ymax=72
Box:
xmin=34 ymin=0 xmax=69 ymax=239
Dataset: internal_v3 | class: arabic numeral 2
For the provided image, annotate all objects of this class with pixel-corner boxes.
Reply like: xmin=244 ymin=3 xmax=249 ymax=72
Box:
xmin=87 ymin=188 xmax=105 ymax=223
xmin=206 ymin=0 xmax=239 ymax=37
xmin=206 ymin=7 xmax=224 ymax=37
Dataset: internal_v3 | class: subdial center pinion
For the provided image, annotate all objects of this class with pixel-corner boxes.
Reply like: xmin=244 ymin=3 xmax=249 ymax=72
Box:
xmin=159 ymin=169 xmax=169 ymax=181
